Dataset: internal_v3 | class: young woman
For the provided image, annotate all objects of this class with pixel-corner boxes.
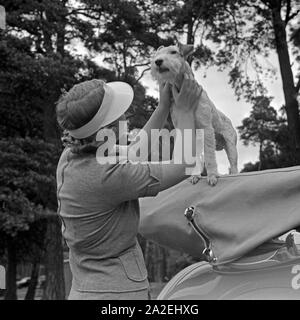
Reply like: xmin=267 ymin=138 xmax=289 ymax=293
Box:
xmin=56 ymin=74 xmax=201 ymax=300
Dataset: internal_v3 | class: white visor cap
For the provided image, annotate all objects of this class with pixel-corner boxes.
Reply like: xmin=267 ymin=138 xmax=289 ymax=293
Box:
xmin=68 ymin=81 xmax=134 ymax=139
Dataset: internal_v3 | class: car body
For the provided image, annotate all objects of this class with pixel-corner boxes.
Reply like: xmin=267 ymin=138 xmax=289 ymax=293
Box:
xmin=158 ymin=232 xmax=300 ymax=300
xmin=16 ymin=277 xmax=31 ymax=289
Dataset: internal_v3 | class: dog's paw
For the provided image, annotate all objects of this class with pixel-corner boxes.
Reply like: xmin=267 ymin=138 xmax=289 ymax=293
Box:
xmin=189 ymin=175 xmax=201 ymax=184
xmin=207 ymin=173 xmax=218 ymax=186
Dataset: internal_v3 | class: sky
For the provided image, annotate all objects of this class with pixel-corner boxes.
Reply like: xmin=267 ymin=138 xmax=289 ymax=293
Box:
xmin=140 ymin=54 xmax=285 ymax=173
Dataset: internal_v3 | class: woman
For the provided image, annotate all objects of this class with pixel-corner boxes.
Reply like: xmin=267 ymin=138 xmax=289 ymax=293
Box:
xmin=56 ymin=74 xmax=201 ymax=300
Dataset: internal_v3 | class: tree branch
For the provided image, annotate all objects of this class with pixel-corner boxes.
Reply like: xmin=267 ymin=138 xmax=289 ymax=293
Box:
xmin=127 ymin=61 xmax=150 ymax=68
xmin=285 ymin=0 xmax=291 ymax=25
xmin=286 ymin=9 xmax=300 ymax=23
xmin=224 ymin=7 xmax=240 ymax=41
xmin=133 ymin=67 xmax=151 ymax=86
xmin=192 ymin=2 xmax=205 ymax=39
xmin=67 ymin=8 xmax=101 ymax=20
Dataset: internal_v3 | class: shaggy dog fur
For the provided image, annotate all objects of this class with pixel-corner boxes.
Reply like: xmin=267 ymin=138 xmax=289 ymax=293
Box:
xmin=151 ymin=43 xmax=238 ymax=185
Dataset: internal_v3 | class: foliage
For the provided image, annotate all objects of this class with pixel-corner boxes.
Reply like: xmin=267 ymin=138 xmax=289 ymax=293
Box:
xmin=0 ymin=137 xmax=60 ymax=259
xmin=238 ymin=96 xmax=282 ymax=147
xmin=1 ymin=0 xmax=300 ymax=295
xmin=0 ymin=34 xmax=86 ymax=139
xmin=160 ymin=0 xmax=299 ymax=102
xmin=238 ymin=97 xmax=295 ymax=171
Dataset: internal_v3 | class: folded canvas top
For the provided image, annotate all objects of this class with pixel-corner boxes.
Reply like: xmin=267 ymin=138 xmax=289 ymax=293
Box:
xmin=139 ymin=166 xmax=300 ymax=265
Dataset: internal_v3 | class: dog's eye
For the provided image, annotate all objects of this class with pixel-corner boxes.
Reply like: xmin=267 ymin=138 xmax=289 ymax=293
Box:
xmin=170 ymin=51 xmax=178 ymax=54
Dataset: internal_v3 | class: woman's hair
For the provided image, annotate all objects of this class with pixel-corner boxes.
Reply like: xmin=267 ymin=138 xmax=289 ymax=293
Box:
xmin=60 ymin=130 xmax=98 ymax=154
xmin=56 ymin=79 xmax=106 ymax=154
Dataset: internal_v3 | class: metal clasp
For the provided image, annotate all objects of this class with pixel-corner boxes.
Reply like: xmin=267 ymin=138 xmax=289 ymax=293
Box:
xmin=184 ymin=206 xmax=195 ymax=221
xmin=184 ymin=206 xmax=217 ymax=264
xmin=202 ymin=248 xmax=217 ymax=264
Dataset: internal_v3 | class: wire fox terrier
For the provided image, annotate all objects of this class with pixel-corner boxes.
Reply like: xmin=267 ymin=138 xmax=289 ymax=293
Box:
xmin=151 ymin=42 xmax=238 ymax=186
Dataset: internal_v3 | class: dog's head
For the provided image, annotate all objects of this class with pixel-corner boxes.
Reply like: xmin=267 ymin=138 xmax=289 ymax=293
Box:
xmin=151 ymin=42 xmax=194 ymax=85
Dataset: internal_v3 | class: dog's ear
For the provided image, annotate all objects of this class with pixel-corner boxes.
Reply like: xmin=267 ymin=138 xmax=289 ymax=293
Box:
xmin=178 ymin=42 xmax=194 ymax=59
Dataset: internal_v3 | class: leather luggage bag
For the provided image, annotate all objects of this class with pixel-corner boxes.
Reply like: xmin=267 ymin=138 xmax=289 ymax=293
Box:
xmin=139 ymin=166 xmax=300 ymax=265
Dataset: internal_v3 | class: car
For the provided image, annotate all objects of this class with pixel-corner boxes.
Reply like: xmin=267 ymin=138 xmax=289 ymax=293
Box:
xmin=37 ymin=275 xmax=46 ymax=289
xmin=140 ymin=167 xmax=300 ymax=300
xmin=15 ymin=275 xmax=46 ymax=290
xmin=16 ymin=277 xmax=31 ymax=289
xmin=157 ymin=231 xmax=300 ymax=300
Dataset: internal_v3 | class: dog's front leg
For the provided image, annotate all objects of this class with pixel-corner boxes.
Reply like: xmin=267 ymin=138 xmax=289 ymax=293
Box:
xmin=204 ymin=127 xmax=219 ymax=186
xmin=189 ymin=130 xmax=204 ymax=184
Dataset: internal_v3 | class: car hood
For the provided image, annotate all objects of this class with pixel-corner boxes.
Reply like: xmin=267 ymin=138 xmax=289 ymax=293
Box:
xmin=158 ymin=240 xmax=300 ymax=300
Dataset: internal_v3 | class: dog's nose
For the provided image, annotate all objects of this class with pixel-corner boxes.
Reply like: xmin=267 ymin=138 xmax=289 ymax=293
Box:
xmin=155 ymin=59 xmax=163 ymax=67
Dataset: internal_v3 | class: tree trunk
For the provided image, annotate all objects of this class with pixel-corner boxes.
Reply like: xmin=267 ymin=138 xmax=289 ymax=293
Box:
xmin=4 ymin=240 xmax=17 ymax=300
xmin=187 ymin=18 xmax=194 ymax=45
xmin=57 ymin=28 xmax=66 ymax=58
xmin=43 ymin=9 xmax=54 ymax=54
xmin=42 ymin=0 xmax=66 ymax=297
xmin=56 ymin=0 xmax=67 ymax=58
xmin=42 ymin=217 xmax=65 ymax=300
xmin=160 ymin=247 xmax=168 ymax=282
xmin=25 ymin=261 xmax=40 ymax=300
xmin=42 ymin=87 xmax=65 ymax=300
xmin=186 ymin=11 xmax=195 ymax=66
xmin=42 ymin=92 xmax=65 ymax=301
xmin=258 ymin=141 xmax=263 ymax=171
xmin=270 ymin=5 xmax=300 ymax=164
xmin=144 ymin=240 xmax=154 ymax=281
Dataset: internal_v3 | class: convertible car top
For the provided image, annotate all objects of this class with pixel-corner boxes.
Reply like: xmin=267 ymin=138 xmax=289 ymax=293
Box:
xmin=139 ymin=166 xmax=300 ymax=266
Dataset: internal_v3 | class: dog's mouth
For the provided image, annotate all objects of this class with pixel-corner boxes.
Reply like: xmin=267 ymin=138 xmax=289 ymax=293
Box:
xmin=157 ymin=66 xmax=169 ymax=73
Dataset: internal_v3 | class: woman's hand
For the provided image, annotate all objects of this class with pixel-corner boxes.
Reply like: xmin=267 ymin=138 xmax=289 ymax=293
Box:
xmin=172 ymin=73 xmax=202 ymax=114
xmin=158 ymin=81 xmax=172 ymax=110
